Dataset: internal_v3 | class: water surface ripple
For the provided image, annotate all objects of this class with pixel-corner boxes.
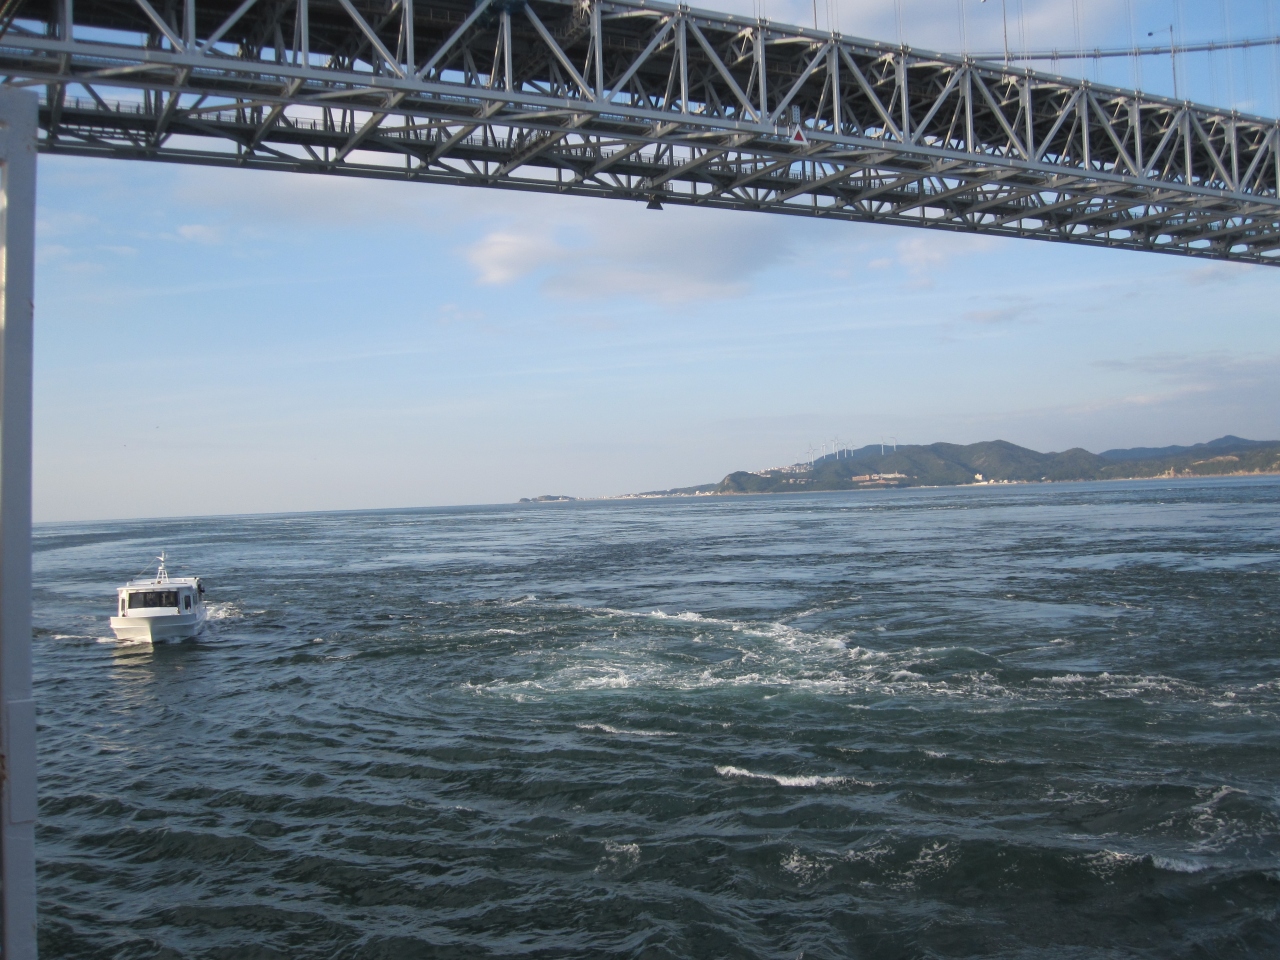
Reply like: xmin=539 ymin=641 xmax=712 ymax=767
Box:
xmin=33 ymin=479 xmax=1280 ymax=958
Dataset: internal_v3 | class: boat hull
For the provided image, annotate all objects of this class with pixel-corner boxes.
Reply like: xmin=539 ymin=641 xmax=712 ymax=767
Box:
xmin=109 ymin=612 xmax=206 ymax=642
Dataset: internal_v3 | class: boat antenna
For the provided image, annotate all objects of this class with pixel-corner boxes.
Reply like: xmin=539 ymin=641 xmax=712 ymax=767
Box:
xmin=156 ymin=551 xmax=168 ymax=583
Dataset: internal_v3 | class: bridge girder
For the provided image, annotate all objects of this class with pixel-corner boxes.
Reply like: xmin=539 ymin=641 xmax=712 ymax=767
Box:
xmin=3 ymin=0 xmax=1280 ymax=263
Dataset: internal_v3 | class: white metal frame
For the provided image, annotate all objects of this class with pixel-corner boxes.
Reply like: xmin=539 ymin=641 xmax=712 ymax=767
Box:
xmin=0 ymin=87 xmax=38 ymax=960
xmin=1 ymin=0 xmax=1278 ymax=263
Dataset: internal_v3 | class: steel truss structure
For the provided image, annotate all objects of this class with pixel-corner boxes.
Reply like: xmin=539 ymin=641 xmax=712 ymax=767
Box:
xmin=3 ymin=0 xmax=1280 ymax=263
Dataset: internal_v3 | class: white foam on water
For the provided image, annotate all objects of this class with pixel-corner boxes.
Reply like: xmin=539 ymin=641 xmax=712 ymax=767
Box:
xmin=463 ymin=597 xmax=1221 ymax=711
xmin=615 ymin=608 xmax=735 ymax=627
xmin=1033 ymin=671 xmax=1204 ymax=700
xmin=715 ymin=765 xmax=873 ymax=788
xmin=595 ymin=840 xmax=641 ymax=874
xmin=205 ymin=602 xmax=242 ymax=621
xmin=1085 ymin=849 xmax=1144 ymax=878
xmin=1150 ymin=855 xmax=1208 ymax=874
xmin=842 ymin=841 xmax=893 ymax=865
xmin=588 ymin=605 xmax=847 ymax=650
xmin=1182 ymin=786 xmax=1261 ymax=854
xmin=892 ymin=840 xmax=958 ymax=888
xmin=1194 ymin=785 xmax=1247 ymax=811
xmin=781 ymin=849 xmax=832 ymax=885
xmin=576 ymin=723 xmax=676 ymax=738
xmin=789 ymin=606 xmax=826 ymax=619
xmin=908 ymin=840 xmax=954 ymax=870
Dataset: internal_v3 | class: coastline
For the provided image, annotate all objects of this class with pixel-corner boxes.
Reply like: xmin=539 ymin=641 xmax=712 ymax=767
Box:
xmin=520 ymin=469 xmax=1280 ymax=504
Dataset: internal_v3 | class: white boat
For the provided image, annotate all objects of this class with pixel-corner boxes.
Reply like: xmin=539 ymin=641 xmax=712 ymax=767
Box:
xmin=109 ymin=553 xmax=208 ymax=642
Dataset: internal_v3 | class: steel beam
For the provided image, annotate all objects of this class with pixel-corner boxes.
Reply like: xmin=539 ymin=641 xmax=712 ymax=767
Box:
xmin=0 ymin=0 xmax=1276 ymax=263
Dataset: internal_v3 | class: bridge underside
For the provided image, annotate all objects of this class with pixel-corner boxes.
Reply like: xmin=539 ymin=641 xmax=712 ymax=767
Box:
xmin=4 ymin=0 xmax=1280 ymax=263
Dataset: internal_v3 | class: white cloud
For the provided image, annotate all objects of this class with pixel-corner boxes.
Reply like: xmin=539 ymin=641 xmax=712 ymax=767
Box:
xmin=468 ymin=229 xmax=558 ymax=285
xmin=176 ymin=224 xmax=221 ymax=243
xmin=463 ymin=205 xmax=801 ymax=302
xmin=1183 ymin=262 xmax=1259 ymax=286
xmin=862 ymin=231 xmax=995 ymax=282
xmin=962 ymin=305 xmax=1027 ymax=325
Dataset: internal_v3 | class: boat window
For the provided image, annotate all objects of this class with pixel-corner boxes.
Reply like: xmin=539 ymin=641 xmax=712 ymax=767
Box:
xmin=184 ymin=595 xmax=191 ymax=610
xmin=128 ymin=590 xmax=179 ymax=609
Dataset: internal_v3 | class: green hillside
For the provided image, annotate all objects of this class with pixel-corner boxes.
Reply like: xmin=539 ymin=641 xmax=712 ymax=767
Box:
xmin=712 ymin=437 xmax=1280 ymax=495
xmin=1097 ymin=443 xmax=1280 ymax=480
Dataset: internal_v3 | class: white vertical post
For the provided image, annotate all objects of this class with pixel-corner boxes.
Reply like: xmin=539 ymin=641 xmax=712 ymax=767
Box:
xmin=756 ymin=24 xmax=767 ymax=120
xmin=0 ymin=87 xmax=38 ymax=960
xmin=677 ymin=16 xmax=688 ymax=113
xmin=501 ymin=10 xmax=513 ymax=92
xmin=299 ymin=0 xmax=309 ymax=66
xmin=402 ymin=0 xmax=414 ymax=74
xmin=591 ymin=0 xmax=602 ymax=99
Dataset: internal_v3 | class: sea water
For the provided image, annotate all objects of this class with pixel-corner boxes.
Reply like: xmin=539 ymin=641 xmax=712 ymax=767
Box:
xmin=32 ymin=479 xmax=1280 ymax=958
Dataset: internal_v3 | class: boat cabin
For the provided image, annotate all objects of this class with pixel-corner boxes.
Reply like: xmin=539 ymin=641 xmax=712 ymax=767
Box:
xmin=117 ymin=580 xmax=204 ymax=616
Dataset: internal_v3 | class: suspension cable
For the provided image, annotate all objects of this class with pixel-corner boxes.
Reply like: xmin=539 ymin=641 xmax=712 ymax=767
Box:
xmin=970 ymin=34 xmax=1280 ymax=63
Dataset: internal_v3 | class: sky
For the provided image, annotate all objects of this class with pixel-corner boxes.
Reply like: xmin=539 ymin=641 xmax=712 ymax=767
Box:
xmin=32 ymin=0 xmax=1280 ymax=521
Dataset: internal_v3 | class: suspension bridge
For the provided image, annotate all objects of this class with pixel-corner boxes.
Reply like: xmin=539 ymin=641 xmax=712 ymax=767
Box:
xmin=1 ymin=0 xmax=1279 ymax=263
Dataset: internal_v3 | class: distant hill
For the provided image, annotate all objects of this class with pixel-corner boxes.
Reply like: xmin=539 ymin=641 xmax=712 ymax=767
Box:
xmin=1099 ymin=435 xmax=1273 ymax=462
xmin=708 ymin=436 xmax=1280 ymax=496
xmin=518 ymin=437 xmax=1280 ymax=502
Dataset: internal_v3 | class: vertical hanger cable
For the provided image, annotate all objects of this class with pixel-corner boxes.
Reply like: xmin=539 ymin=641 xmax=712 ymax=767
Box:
xmin=1221 ymin=0 xmax=1235 ymax=108
xmin=1267 ymin=0 xmax=1280 ymax=115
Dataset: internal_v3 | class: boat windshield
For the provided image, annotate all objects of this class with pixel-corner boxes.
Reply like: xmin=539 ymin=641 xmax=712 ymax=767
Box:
xmin=128 ymin=590 xmax=180 ymax=609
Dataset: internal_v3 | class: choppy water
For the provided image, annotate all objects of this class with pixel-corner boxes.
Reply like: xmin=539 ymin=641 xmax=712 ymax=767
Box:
xmin=32 ymin=479 xmax=1280 ymax=959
